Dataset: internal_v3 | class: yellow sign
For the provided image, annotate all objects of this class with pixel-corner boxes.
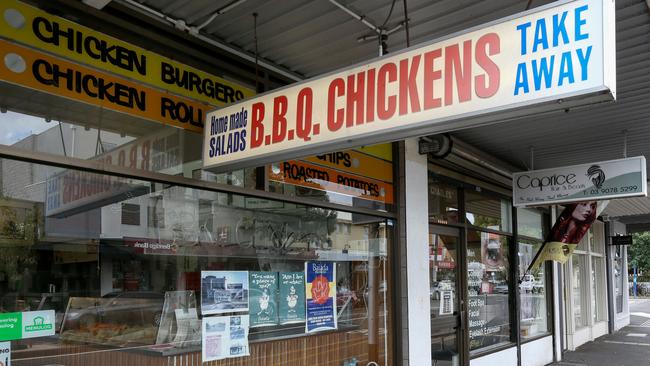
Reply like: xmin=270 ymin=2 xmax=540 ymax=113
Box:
xmin=355 ymin=144 xmax=393 ymax=162
xmin=269 ymin=160 xmax=394 ymax=204
xmin=303 ymin=149 xmax=393 ymax=183
xmin=0 ymin=39 xmax=209 ymax=133
xmin=531 ymin=242 xmax=577 ymax=268
xmin=0 ymin=0 xmax=255 ymax=109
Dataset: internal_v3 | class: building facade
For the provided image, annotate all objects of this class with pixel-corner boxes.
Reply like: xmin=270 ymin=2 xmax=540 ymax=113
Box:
xmin=0 ymin=0 xmax=643 ymax=365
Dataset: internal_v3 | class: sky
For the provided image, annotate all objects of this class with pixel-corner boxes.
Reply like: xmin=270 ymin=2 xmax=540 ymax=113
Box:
xmin=0 ymin=111 xmax=52 ymax=145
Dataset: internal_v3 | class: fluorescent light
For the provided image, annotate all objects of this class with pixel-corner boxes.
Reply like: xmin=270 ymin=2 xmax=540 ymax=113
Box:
xmin=82 ymin=0 xmax=112 ymax=10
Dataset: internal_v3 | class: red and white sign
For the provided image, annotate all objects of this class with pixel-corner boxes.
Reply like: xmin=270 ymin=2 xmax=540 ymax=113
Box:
xmin=203 ymin=0 xmax=615 ymax=172
xmin=45 ymin=129 xmax=183 ymax=217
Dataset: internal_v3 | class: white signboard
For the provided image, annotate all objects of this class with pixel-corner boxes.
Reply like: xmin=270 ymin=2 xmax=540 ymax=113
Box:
xmin=203 ymin=0 xmax=616 ymax=172
xmin=513 ymin=156 xmax=647 ymax=206
xmin=0 ymin=341 xmax=10 ymax=366
xmin=202 ymin=315 xmax=250 ymax=362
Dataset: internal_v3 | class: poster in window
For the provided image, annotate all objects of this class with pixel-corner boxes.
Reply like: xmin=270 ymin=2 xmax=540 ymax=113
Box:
xmin=305 ymin=261 xmax=337 ymax=333
xmin=202 ymin=315 xmax=250 ymax=361
xmin=249 ymin=272 xmax=279 ymax=327
xmin=481 ymin=232 xmax=505 ymax=272
xmin=439 ymin=290 xmax=454 ymax=316
xmin=201 ymin=271 xmax=249 ymax=315
xmin=279 ymin=272 xmax=306 ymax=325
xmin=532 ymin=201 xmax=599 ymax=268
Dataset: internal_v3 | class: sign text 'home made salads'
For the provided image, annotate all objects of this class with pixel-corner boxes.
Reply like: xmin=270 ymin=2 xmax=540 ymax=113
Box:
xmin=203 ymin=0 xmax=615 ymax=172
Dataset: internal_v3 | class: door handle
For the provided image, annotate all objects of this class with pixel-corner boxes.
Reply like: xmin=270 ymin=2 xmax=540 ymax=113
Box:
xmin=456 ymin=311 xmax=465 ymax=330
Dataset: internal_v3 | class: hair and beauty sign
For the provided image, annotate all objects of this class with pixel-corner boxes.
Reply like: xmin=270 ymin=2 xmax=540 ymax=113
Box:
xmin=203 ymin=0 xmax=615 ymax=172
xmin=513 ymin=156 xmax=647 ymax=206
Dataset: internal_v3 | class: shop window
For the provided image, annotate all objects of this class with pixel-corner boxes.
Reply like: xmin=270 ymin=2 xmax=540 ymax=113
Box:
xmin=572 ymin=253 xmax=588 ymax=329
xmin=121 ymin=203 xmax=140 ymax=226
xmin=465 ymin=190 xmax=512 ymax=233
xmin=147 ymin=205 xmax=165 ymax=228
xmin=518 ymin=240 xmax=549 ymax=340
xmin=0 ymin=158 xmax=393 ymax=365
xmin=467 ymin=230 xmax=512 ymax=352
xmin=591 ymin=257 xmax=606 ymax=322
xmin=428 ymin=178 xmax=459 ymax=225
xmin=589 ymin=222 xmax=607 ymax=322
xmin=268 ymin=144 xmax=395 ymax=212
xmin=517 ymin=208 xmax=546 ymax=240
xmin=615 ymin=246 xmax=625 ymax=313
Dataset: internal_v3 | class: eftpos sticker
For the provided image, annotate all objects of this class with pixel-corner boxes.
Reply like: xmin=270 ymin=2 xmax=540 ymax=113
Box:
xmin=0 ymin=341 xmax=11 ymax=366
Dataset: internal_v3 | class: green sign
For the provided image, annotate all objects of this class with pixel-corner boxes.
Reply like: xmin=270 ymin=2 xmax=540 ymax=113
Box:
xmin=0 ymin=311 xmax=55 ymax=341
xmin=279 ymin=272 xmax=306 ymax=325
xmin=0 ymin=313 xmax=22 ymax=342
xmin=249 ymin=272 xmax=279 ymax=327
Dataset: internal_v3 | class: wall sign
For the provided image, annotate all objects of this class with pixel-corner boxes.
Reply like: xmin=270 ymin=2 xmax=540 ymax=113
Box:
xmin=268 ymin=160 xmax=394 ymax=203
xmin=203 ymin=0 xmax=616 ymax=172
xmin=0 ymin=39 xmax=209 ymax=133
xmin=611 ymin=235 xmax=633 ymax=246
xmin=513 ymin=156 xmax=647 ymax=206
xmin=0 ymin=0 xmax=254 ymax=110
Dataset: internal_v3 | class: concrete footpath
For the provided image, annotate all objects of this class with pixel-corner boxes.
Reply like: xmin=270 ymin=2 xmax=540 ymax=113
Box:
xmin=551 ymin=298 xmax=650 ymax=366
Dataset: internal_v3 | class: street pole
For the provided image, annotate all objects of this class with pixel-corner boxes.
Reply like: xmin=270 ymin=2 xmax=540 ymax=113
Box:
xmin=633 ymin=265 xmax=638 ymax=298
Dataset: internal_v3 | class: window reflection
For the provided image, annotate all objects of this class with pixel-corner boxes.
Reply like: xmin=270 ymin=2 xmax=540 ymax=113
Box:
xmin=465 ymin=191 xmax=511 ymax=233
xmin=518 ymin=240 xmax=549 ymax=339
xmin=467 ymin=231 xmax=511 ymax=351
xmin=0 ymin=158 xmax=393 ymax=365
xmin=428 ymin=179 xmax=459 ymax=225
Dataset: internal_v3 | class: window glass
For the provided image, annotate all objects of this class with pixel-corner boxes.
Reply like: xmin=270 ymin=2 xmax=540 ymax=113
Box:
xmin=465 ymin=190 xmax=512 ymax=233
xmin=268 ymin=145 xmax=395 ymax=212
xmin=467 ymin=230 xmax=511 ymax=352
xmin=0 ymin=158 xmax=393 ymax=365
xmin=429 ymin=230 xmax=460 ymax=362
xmin=1 ymin=112 xmax=394 ymax=213
xmin=615 ymin=246 xmax=625 ymax=313
xmin=518 ymin=240 xmax=549 ymax=339
xmin=517 ymin=208 xmax=545 ymax=240
xmin=591 ymin=257 xmax=606 ymax=322
xmin=572 ymin=254 xmax=587 ymax=329
xmin=589 ymin=222 xmax=605 ymax=255
xmin=428 ymin=177 xmax=459 ymax=225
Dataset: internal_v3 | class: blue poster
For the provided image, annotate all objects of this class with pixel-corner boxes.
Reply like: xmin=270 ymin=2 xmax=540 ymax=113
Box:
xmin=305 ymin=261 xmax=337 ymax=333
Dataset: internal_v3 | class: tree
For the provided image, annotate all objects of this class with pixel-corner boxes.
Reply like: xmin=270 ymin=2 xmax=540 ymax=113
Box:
xmin=629 ymin=232 xmax=650 ymax=274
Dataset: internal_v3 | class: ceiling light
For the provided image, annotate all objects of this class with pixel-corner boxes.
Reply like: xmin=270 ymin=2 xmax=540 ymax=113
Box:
xmin=82 ymin=0 xmax=112 ymax=10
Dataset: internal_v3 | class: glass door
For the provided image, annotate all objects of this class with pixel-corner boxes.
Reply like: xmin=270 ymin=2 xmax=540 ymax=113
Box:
xmin=430 ymin=225 xmax=463 ymax=366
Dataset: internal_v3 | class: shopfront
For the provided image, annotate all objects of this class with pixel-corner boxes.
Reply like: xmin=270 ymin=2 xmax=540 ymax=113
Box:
xmin=0 ymin=0 xmax=623 ymax=365
xmin=423 ymin=156 xmax=555 ymax=366
xmin=0 ymin=0 xmax=398 ymax=364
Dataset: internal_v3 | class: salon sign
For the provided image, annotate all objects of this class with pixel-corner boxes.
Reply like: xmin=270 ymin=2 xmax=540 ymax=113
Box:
xmin=204 ymin=0 xmax=616 ymax=172
xmin=513 ymin=156 xmax=647 ymax=206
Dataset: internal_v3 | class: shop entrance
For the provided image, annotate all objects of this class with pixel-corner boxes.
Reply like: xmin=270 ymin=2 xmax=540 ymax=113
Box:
xmin=430 ymin=225 xmax=465 ymax=366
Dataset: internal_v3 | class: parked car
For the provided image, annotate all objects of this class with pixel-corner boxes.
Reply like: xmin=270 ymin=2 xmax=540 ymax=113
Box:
xmin=63 ymin=291 xmax=164 ymax=330
xmin=519 ymin=275 xmax=535 ymax=293
xmin=494 ymin=282 xmax=509 ymax=294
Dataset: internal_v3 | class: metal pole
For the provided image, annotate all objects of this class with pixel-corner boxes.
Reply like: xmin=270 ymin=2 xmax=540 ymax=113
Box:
xmin=402 ymin=0 xmax=410 ymax=47
xmin=634 ymin=265 xmax=638 ymax=298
